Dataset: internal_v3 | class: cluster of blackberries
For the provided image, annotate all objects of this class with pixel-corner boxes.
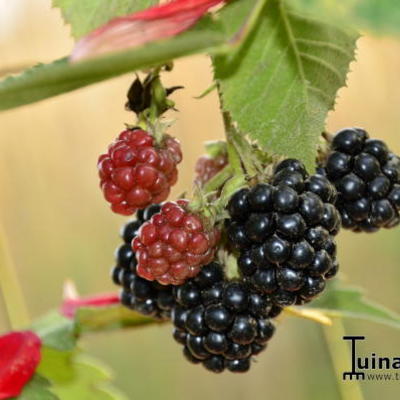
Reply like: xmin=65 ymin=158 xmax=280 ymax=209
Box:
xmin=226 ymin=159 xmax=340 ymax=307
xmin=105 ymin=122 xmax=400 ymax=374
xmin=172 ymin=262 xmax=276 ymax=373
xmin=111 ymin=204 xmax=175 ymax=319
xmin=320 ymin=128 xmax=400 ymax=233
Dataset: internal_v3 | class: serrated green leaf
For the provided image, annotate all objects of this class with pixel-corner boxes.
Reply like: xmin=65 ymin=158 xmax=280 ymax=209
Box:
xmin=292 ymin=0 xmax=400 ymax=36
xmin=31 ymin=311 xmax=76 ymax=351
xmin=75 ymin=305 xmax=157 ymax=333
xmin=307 ymin=283 xmax=400 ymax=329
xmin=214 ymin=0 xmax=358 ymax=169
xmin=53 ymin=0 xmax=158 ymax=39
xmin=50 ymin=356 xmax=128 ymax=400
xmin=0 ymin=17 xmax=224 ymax=111
xmin=13 ymin=375 xmax=59 ymax=400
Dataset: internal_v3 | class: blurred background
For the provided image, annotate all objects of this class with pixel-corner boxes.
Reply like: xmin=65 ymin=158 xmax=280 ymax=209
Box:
xmin=1 ymin=1 xmax=400 ymax=399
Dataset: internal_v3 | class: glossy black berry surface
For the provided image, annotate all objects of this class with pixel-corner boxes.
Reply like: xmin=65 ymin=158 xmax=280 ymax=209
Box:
xmin=321 ymin=128 xmax=400 ymax=232
xmin=171 ymin=263 xmax=276 ymax=373
xmin=226 ymin=159 xmax=340 ymax=307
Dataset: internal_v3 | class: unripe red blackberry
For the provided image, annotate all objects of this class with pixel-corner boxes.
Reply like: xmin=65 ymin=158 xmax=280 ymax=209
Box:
xmin=98 ymin=128 xmax=182 ymax=215
xmin=320 ymin=128 xmax=400 ymax=232
xmin=111 ymin=204 xmax=175 ymax=319
xmin=133 ymin=200 xmax=220 ymax=285
xmin=171 ymin=262 xmax=276 ymax=373
xmin=194 ymin=153 xmax=228 ymax=187
xmin=227 ymin=159 xmax=340 ymax=307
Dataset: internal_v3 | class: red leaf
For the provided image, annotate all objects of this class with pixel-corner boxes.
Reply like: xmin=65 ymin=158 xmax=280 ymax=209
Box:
xmin=71 ymin=0 xmax=226 ymax=62
xmin=0 ymin=331 xmax=42 ymax=399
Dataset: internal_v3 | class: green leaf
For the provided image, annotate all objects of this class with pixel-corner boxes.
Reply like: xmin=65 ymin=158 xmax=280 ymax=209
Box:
xmin=14 ymin=375 xmax=59 ymax=400
xmin=53 ymin=0 xmax=158 ymax=39
xmin=37 ymin=347 xmax=76 ymax=383
xmin=75 ymin=305 xmax=158 ymax=333
xmin=213 ymin=0 xmax=358 ymax=169
xmin=50 ymin=356 xmax=128 ymax=400
xmin=292 ymin=0 xmax=400 ymax=36
xmin=31 ymin=311 xmax=76 ymax=351
xmin=0 ymin=0 xmax=266 ymax=112
xmin=307 ymin=283 xmax=400 ymax=329
xmin=38 ymin=346 xmax=128 ymax=399
xmin=0 ymin=17 xmax=224 ymax=111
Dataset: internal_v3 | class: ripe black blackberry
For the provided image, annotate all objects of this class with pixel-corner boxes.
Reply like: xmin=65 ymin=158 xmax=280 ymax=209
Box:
xmin=111 ymin=204 xmax=175 ymax=319
xmin=226 ymin=159 xmax=340 ymax=307
xmin=320 ymin=128 xmax=400 ymax=232
xmin=172 ymin=262 xmax=276 ymax=373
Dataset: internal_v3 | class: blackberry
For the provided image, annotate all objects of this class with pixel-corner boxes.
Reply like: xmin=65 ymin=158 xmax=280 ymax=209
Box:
xmin=172 ymin=263 xmax=276 ymax=373
xmin=111 ymin=204 xmax=175 ymax=319
xmin=133 ymin=200 xmax=220 ymax=285
xmin=320 ymin=128 xmax=400 ymax=232
xmin=98 ymin=128 xmax=182 ymax=215
xmin=226 ymin=159 xmax=340 ymax=307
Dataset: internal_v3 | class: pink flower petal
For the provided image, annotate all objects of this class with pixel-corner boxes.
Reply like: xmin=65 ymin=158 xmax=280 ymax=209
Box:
xmin=0 ymin=331 xmax=42 ymax=399
xmin=71 ymin=0 xmax=226 ymax=62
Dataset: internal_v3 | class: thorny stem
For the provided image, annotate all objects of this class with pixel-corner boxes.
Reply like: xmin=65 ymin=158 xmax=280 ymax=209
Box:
xmin=0 ymin=224 xmax=30 ymax=330
xmin=323 ymin=320 xmax=365 ymax=400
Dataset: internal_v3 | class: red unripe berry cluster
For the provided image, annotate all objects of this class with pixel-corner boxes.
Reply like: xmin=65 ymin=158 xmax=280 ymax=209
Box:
xmin=98 ymin=128 xmax=182 ymax=215
xmin=194 ymin=153 xmax=228 ymax=187
xmin=133 ymin=200 xmax=220 ymax=285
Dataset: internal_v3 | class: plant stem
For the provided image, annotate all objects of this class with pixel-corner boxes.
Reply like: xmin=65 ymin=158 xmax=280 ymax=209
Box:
xmin=322 ymin=319 xmax=365 ymax=400
xmin=0 ymin=225 xmax=30 ymax=330
xmin=202 ymin=164 xmax=233 ymax=194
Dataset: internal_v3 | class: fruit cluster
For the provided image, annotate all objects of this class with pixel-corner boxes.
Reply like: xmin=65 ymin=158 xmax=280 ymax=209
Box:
xmin=98 ymin=128 xmax=182 ymax=216
xmin=101 ymin=108 xmax=399 ymax=374
xmin=111 ymin=204 xmax=175 ymax=319
xmin=132 ymin=200 xmax=220 ymax=285
xmin=319 ymin=128 xmax=400 ymax=232
xmin=227 ymin=159 xmax=340 ymax=307
xmin=172 ymin=263 xmax=276 ymax=373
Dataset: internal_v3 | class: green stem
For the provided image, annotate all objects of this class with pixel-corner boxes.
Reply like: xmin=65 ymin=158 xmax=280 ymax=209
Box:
xmin=202 ymin=164 xmax=233 ymax=194
xmin=322 ymin=319 xmax=365 ymax=400
xmin=222 ymin=111 xmax=258 ymax=178
xmin=0 ymin=225 xmax=30 ymax=330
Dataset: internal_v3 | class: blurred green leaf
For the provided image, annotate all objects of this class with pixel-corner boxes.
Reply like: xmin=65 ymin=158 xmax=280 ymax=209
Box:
xmin=307 ymin=284 xmax=400 ymax=329
xmin=31 ymin=311 xmax=76 ymax=351
xmin=37 ymin=347 xmax=76 ymax=383
xmin=292 ymin=0 xmax=400 ymax=36
xmin=213 ymin=0 xmax=358 ymax=169
xmin=37 ymin=344 xmax=128 ymax=399
xmin=14 ymin=375 xmax=59 ymax=400
xmin=50 ymin=356 xmax=128 ymax=400
xmin=0 ymin=17 xmax=224 ymax=112
xmin=52 ymin=0 xmax=158 ymax=38
xmin=75 ymin=305 xmax=158 ymax=333
xmin=0 ymin=0 xmax=267 ymax=112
